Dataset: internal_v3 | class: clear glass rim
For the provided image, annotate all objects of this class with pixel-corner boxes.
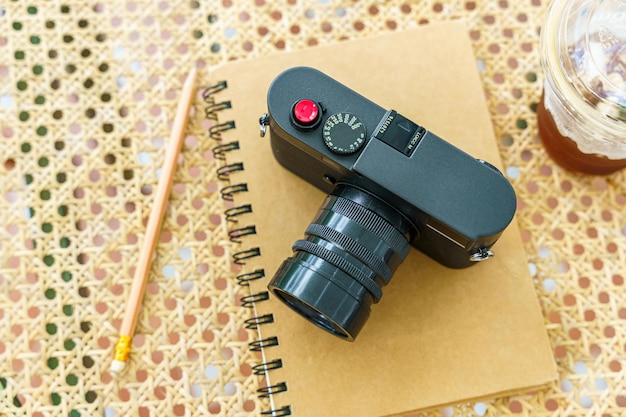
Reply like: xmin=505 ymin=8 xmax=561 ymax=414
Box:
xmin=540 ymin=0 xmax=626 ymax=127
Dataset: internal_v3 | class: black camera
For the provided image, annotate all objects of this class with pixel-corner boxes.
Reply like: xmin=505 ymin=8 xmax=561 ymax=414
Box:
xmin=259 ymin=67 xmax=516 ymax=341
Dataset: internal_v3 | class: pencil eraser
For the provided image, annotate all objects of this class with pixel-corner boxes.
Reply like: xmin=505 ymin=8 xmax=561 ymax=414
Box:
xmin=110 ymin=359 xmax=127 ymax=374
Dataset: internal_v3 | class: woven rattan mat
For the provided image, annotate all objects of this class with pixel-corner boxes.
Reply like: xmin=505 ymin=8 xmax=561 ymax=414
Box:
xmin=1 ymin=1 xmax=625 ymax=416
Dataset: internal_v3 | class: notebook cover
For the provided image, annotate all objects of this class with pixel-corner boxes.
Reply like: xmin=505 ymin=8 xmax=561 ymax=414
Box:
xmin=213 ymin=21 xmax=556 ymax=417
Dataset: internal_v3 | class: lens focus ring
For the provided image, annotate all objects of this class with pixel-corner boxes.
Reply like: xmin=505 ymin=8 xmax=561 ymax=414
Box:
xmin=293 ymin=239 xmax=383 ymax=302
xmin=302 ymin=194 xmax=411 ymax=300
xmin=305 ymin=223 xmax=393 ymax=284
xmin=328 ymin=196 xmax=411 ymax=259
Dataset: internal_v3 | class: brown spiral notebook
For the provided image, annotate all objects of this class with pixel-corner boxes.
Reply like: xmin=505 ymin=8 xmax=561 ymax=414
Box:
xmin=205 ymin=21 xmax=556 ymax=417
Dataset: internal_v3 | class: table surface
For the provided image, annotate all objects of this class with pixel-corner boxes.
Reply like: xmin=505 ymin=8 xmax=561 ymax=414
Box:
xmin=1 ymin=1 xmax=625 ymax=416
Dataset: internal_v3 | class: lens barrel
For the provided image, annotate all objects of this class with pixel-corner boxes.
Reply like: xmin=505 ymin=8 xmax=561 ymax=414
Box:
xmin=268 ymin=185 xmax=414 ymax=341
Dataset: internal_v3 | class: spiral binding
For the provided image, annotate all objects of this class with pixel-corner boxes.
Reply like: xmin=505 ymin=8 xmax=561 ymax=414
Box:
xmin=204 ymin=81 xmax=291 ymax=416
xmin=217 ymin=162 xmax=244 ymax=181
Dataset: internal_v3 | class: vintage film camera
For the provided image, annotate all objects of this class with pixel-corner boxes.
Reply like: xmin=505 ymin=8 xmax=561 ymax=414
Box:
xmin=259 ymin=67 xmax=517 ymax=341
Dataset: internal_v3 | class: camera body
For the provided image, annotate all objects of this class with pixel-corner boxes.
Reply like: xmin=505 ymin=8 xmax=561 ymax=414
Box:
xmin=264 ymin=67 xmax=516 ymax=269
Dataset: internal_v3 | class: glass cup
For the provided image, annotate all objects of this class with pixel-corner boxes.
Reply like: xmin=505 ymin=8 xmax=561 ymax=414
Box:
xmin=538 ymin=0 xmax=626 ymax=175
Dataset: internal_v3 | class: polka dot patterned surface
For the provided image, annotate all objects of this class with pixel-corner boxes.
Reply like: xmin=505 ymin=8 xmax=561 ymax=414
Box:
xmin=1 ymin=1 xmax=625 ymax=416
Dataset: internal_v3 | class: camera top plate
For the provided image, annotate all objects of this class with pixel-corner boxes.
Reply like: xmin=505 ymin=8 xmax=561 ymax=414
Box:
xmin=266 ymin=66 xmax=516 ymax=257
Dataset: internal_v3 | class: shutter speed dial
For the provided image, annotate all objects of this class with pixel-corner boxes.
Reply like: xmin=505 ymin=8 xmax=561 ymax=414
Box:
xmin=322 ymin=113 xmax=367 ymax=155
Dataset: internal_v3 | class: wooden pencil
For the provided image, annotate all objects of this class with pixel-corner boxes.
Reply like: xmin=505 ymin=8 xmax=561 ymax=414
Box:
xmin=110 ymin=66 xmax=197 ymax=373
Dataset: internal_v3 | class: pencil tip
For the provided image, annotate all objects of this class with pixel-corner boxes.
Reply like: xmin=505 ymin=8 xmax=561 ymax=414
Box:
xmin=110 ymin=359 xmax=127 ymax=374
xmin=188 ymin=64 xmax=198 ymax=81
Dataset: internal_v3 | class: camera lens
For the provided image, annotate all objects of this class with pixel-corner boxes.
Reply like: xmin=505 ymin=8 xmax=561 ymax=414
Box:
xmin=268 ymin=184 xmax=415 ymax=341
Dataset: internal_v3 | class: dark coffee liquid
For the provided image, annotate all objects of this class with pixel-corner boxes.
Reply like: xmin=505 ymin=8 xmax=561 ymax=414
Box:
xmin=537 ymin=92 xmax=626 ymax=175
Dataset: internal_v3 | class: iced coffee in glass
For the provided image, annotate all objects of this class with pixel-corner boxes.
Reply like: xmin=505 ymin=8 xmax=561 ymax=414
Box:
xmin=538 ymin=0 xmax=626 ymax=175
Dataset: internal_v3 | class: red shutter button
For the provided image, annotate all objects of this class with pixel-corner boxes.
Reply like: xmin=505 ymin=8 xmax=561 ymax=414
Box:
xmin=291 ymin=99 xmax=321 ymax=129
